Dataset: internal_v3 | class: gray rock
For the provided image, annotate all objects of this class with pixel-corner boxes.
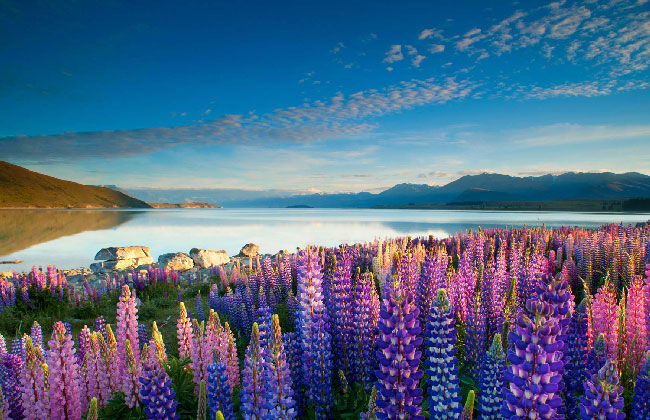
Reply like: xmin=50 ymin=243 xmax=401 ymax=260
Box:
xmin=94 ymin=246 xmax=151 ymax=261
xmin=158 ymin=252 xmax=194 ymax=271
xmin=239 ymin=243 xmax=260 ymax=257
xmin=90 ymin=256 xmax=153 ymax=273
xmin=189 ymin=248 xmax=230 ymax=268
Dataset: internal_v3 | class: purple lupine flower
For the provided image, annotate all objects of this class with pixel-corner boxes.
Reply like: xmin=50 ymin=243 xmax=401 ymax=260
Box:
xmin=138 ymin=363 xmax=180 ymax=420
xmin=207 ymin=361 xmax=235 ymax=420
xmin=465 ymin=288 xmax=487 ymax=380
xmin=95 ymin=315 xmax=108 ymax=341
xmin=295 ymin=247 xmax=332 ymax=417
xmin=579 ymin=359 xmax=626 ymax=420
xmin=587 ymin=333 xmax=607 ymax=376
xmin=425 ymin=288 xmax=461 ymax=420
xmin=1 ymin=353 xmax=24 ymax=420
xmin=351 ymin=272 xmax=380 ymax=389
xmin=265 ymin=314 xmax=296 ymax=419
xmin=536 ymin=273 xmax=572 ymax=414
xmin=283 ymin=332 xmax=304 ymax=416
xmin=11 ymin=339 xmax=24 ymax=361
xmin=501 ymin=296 xmax=563 ymax=419
xmin=565 ymin=299 xmax=590 ymax=418
xmin=29 ymin=321 xmax=44 ymax=351
xmin=375 ymin=278 xmax=424 ymax=420
xmin=286 ymin=290 xmax=299 ymax=328
xmin=241 ymin=323 xmax=267 ymax=420
xmin=138 ymin=324 xmax=149 ymax=352
xmin=47 ymin=322 xmax=82 ymax=420
xmin=328 ymin=253 xmax=353 ymax=378
xmin=196 ymin=291 xmax=205 ymax=322
xmin=631 ymin=351 xmax=650 ymax=418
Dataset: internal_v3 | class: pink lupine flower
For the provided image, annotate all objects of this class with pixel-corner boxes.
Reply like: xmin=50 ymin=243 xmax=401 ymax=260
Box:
xmin=89 ymin=333 xmax=111 ymax=407
xmin=20 ymin=338 xmax=47 ymax=420
xmin=177 ymin=302 xmax=194 ymax=364
xmin=117 ymin=285 xmax=140 ymax=368
xmin=98 ymin=325 xmax=121 ymax=394
xmin=626 ymin=275 xmax=648 ymax=373
xmin=122 ymin=339 xmax=141 ymax=408
xmin=47 ymin=321 xmax=82 ymax=420
xmin=592 ymin=279 xmax=619 ymax=361
xmin=191 ymin=319 xmax=210 ymax=395
xmin=224 ymin=323 xmax=240 ymax=390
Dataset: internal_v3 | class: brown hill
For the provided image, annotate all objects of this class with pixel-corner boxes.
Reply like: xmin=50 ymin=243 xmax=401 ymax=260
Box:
xmin=0 ymin=161 xmax=150 ymax=208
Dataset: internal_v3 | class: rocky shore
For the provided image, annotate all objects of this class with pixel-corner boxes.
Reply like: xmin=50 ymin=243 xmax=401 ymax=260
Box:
xmin=1 ymin=242 xmax=289 ymax=289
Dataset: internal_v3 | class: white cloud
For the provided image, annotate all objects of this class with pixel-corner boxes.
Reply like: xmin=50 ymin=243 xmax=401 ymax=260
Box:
xmin=383 ymin=45 xmax=404 ymax=63
xmin=405 ymin=45 xmax=418 ymax=55
xmin=411 ymin=55 xmax=426 ymax=67
xmin=428 ymin=44 xmax=445 ymax=53
xmin=418 ymin=28 xmax=443 ymax=40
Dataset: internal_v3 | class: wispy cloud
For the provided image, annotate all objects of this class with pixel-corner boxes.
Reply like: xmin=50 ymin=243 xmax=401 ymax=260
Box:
xmin=0 ymin=77 xmax=476 ymax=161
xmin=510 ymin=123 xmax=650 ymax=146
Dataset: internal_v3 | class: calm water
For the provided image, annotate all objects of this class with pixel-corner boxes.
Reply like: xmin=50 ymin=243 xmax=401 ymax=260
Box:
xmin=1 ymin=208 xmax=649 ymax=272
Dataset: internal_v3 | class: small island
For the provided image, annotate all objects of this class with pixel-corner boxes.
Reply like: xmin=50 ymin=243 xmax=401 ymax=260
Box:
xmin=286 ymin=204 xmax=314 ymax=208
xmin=148 ymin=201 xmax=223 ymax=209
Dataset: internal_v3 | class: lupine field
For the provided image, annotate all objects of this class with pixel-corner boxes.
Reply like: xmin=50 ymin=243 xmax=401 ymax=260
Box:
xmin=1 ymin=222 xmax=650 ymax=419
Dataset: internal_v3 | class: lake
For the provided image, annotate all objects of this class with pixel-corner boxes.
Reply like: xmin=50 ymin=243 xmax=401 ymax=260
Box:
xmin=1 ymin=208 xmax=649 ymax=272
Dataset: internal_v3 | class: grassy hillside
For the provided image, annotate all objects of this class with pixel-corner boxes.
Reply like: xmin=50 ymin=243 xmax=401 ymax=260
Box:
xmin=0 ymin=161 xmax=151 ymax=208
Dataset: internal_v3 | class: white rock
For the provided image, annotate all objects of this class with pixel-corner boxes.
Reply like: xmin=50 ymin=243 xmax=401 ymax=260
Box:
xmin=94 ymin=246 xmax=151 ymax=261
xmin=158 ymin=252 xmax=194 ymax=271
xmin=239 ymin=243 xmax=260 ymax=257
xmin=90 ymin=256 xmax=153 ymax=273
xmin=189 ymin=248 xmax=230 ymax=268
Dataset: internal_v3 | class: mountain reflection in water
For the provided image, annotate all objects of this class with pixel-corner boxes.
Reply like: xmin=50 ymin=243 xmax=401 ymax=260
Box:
xmin=0 ymin=210 xmax=140 ymax=257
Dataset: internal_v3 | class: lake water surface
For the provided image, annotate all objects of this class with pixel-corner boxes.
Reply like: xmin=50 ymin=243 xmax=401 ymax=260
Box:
xmin=1 ymin=208 xmax=649 ymax=272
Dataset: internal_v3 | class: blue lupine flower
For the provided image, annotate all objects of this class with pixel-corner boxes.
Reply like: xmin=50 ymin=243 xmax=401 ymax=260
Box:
xmin=241 ymin=323 xmax=267 ymax=420
xmin=579 ymin=359 xmax=626 ymax=420
xmin=425 ymin=288 xmax=461 ymax=420
xmin=630 ymin=351 xmax=650 ymax=418
xmin=295 ymin=247 xmax=332 ymax=417
xmin=207 ymin=362 xmax=235 ymax=420
xmin=501 ymin=296 xmax=564 ymax=419
xmin=375 ymin=277 xmax=424 ymax=420
xmin=477 ymin=334 xmax=504 ymax=420
xmin=138 ymin=364 xmax=180 ymax=420
xmin=196 ymin=291 xmax=205 ymax=323
xmin=565 ymin=299 xmax=590 ymax=418
xmin=264 ymin=314 xmax=296 ymax=420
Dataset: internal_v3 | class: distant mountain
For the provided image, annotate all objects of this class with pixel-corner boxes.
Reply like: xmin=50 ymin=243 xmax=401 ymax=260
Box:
xmin=223 ymin=171 xmax=650 ymax=208
xmin=0 ymin=161 xmax=150 ymax=208
xmin=148 ymin=201 xmax=222 ymax=208
xmin=120 ymin=187 xmax=294 ymax=206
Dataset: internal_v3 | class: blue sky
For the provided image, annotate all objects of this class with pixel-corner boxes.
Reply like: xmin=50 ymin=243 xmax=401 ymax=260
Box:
xmin=1 ymin=0 xmax=649 ymax=192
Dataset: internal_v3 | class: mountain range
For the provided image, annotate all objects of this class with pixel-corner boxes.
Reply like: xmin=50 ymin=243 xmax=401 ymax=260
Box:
xmin=123 ymin=171 xmax=650 ymax=208
xmin=2 ymin=160 xmax=650 ymax=209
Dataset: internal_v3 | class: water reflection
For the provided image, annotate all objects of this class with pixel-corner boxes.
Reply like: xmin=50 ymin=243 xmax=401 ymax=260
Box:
xmin=0 ymin=210 xmax=140 ymax=258
xmin=0 ymin=208 xmax=648 ymax=271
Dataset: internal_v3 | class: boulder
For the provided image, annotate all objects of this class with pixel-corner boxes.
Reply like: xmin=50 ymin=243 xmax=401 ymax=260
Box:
xmin=189 ymin=248 xmax=230 ymax=268
xmin=94 ymin=246 xmax=150 ymax=261
xmin=158 ymin=252 xmax=194 ymax=271
xmin=90 ymin=256 xmax=153 ymax=273
xmin=239 ymin=243 xmax=260 ymax=257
